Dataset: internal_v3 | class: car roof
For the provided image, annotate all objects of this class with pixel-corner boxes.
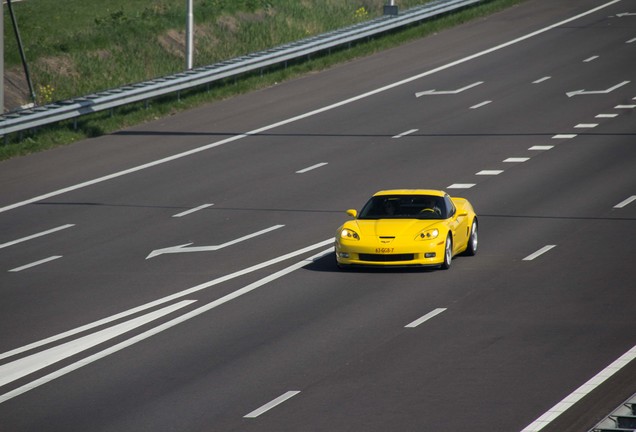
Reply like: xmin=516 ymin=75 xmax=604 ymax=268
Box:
xmin=372 ymin=189 xmax=446 ymax=197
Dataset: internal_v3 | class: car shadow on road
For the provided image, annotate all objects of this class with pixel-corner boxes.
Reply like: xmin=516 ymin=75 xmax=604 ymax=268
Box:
xmin=304 ymin=254 xmax=438 ymax=273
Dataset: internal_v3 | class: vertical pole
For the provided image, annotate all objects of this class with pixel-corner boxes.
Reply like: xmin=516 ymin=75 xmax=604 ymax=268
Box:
xmin=186 ymin=0 xmax=193 ymax=70
xmin=7 ymin=0 xmax=36 ymax=105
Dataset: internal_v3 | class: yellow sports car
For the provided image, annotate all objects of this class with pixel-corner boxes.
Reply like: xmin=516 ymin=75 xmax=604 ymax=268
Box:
xmin=335 ymin=189 xmax=478 ymax=269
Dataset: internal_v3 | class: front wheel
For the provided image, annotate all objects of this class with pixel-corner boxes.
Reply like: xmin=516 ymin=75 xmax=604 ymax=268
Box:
xmin=465 ymin=219 xmax=478 ymax=256
xmin=440 ymin=234 xmax=452 ymax=270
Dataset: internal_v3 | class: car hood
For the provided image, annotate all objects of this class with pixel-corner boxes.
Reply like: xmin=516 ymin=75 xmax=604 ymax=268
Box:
xmin=352 ymin=218 xmax=441 ymax=238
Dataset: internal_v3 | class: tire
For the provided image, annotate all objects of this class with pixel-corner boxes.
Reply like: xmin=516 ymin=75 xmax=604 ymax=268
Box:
xmin=336 ymin=254 xmax=350 ymax=271
xmin=440 ymin=234 xmax=452 ymax=270
xmin=465 ymin=219 xmax=478 ymax=256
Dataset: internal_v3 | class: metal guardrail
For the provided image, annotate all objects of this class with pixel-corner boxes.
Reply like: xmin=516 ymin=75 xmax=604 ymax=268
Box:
xmin=0 ymin=0 xmax=482 ymax=137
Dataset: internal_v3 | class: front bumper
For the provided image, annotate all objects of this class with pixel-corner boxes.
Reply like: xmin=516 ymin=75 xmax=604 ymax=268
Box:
xmin=335 ymin=238 xmax=446 ymax=267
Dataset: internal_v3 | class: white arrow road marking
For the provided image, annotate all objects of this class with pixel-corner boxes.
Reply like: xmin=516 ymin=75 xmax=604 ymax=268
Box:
xmin=415 ymin=81 xmax=483 ymax=97
xmin=566 ymin=80 xmax=630 ymax=97
xmin=147 ymin=224 xmax=284 ymax=259
xmin=0 ymin=300 xmax=195 ymax=389
xmin=0 ymin=224 xmax=75 ymax=250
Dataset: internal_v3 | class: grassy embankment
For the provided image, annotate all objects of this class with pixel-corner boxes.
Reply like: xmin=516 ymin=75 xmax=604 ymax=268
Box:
xmin=1 ymin=0 xmax=522 ymax=160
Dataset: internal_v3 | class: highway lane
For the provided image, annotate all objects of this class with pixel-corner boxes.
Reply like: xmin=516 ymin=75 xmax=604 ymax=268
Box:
xmin=1 ymin=0 xmax=635 ymax=430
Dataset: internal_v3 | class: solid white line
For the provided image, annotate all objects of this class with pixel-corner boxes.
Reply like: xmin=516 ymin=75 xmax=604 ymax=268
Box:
xmin=574 ymin=123 xmax=598 ymax=128
xmin=552 ymin=134 xmax=577 ymax=139
xmin=296 ymin=162 xmax=328 ymax=174
xmin=172 ymin=203 xmax=213 ymax=217
xmin=504 ymin=157 xmax=530 ymax=163
xmin=0 ymin=0 xmax=620 ymax=215
xmin=529 ymin=145 xmax=554 ymax=151
xmin=532 ymin=76 xmax=551 ymax=84
xmin=521 ymin=344 xmax=636 ymax=432
xmin=583 ymin=55 xmax=599 ymax=62
xmin=244 ymin=391 xmax=301 ymax=418
xmin=0 ymin=248 xmax=333 ymax=404
xmin=470 ymin=100 xmax=492 ymax=109
xmin=476 ymin=170 xmax=503 ymax=176
xmin=614 ymin=195 xmax=636 ymax=209
xmin=595 ymin=113 xmax=618 ymax=118
xmin=9 ymin=256 xmax=63 ymax=272
xmin=523 ymin=245 xmax=556 ymax=261
xmin=405 ymin=308 xmax=447 ymax=328
xmin=0 ymin=301 xmax=195 ymax=388
xmin=0 ymin=224 xmax=75 ymax=250
xmin=447 ymin=183 xmax=475 ymax=189
xmin=0 ymin=238 xmax=334 ymax=362
xmin=392 ymin=128 xmax=418 ymax=138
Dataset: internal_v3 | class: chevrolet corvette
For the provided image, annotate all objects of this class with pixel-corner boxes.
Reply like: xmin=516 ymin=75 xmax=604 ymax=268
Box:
xmin=335 ymin=189 xmax=478 ymax=269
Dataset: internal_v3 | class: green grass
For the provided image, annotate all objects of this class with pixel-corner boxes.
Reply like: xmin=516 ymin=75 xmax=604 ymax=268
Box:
xmin=1 ymin=0 xmax=523 ymax=160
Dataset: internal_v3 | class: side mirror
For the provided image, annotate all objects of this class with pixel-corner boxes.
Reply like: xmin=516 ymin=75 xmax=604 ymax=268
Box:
xmin=346 ymin=209 xmax=357 ymax=218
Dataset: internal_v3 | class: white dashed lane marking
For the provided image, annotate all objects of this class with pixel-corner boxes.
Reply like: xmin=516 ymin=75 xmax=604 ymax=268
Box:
xmin=9 ymin=256 xmax=63 ymax=272
xmin=392 ymin=129 xmax=418 ymax=138
xmin=296 ymin=163 xmax=328 ymax=174
xmin=244 ymin=391 xmax=301 ymax=418
xmin=523 ymin=245 xmax=556 ymax=261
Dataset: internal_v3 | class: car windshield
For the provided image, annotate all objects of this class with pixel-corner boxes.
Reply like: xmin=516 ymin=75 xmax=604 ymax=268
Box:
xmin=358 ymin=195 xmax=446 ymax=220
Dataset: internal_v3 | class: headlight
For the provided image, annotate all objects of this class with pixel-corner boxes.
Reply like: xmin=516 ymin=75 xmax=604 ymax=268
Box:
xmin=416 ymin=228 xmax=439 ymax=240
xmin=340 ymin=228 xmax=360 ymax=240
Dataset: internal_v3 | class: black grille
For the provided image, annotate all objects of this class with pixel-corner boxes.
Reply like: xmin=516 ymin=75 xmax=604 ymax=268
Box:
xmin=359 ymin=253 xmax=415 ymax=262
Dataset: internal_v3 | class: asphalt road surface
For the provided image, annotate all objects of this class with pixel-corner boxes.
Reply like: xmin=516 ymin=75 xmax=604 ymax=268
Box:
xmin=1 ymin=1 xmax=635 ymax=431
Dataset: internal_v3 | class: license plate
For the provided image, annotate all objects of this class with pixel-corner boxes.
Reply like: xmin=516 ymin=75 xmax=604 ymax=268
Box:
xmin=375 ymin=248 xmax=394 ymax=253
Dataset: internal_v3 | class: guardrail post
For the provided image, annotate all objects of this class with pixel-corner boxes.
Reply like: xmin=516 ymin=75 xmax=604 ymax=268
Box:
xmin=384 ymin=0 xmax=398 ymax=16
